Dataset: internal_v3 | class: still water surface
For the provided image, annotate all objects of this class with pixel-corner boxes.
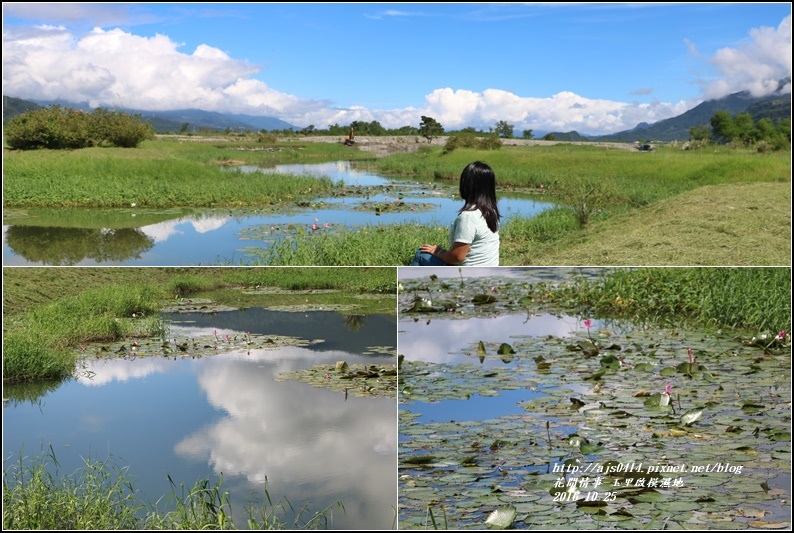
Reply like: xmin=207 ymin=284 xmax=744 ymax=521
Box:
xmin=398 ymin=312 xmax=596 ymax=423
xmin=3 ymin=309 xmax=397 ymax=530
xmin=2 ymin=161 xmax=555 ymax=266
xmin=396 ymin=268 xmax=792 ymax=529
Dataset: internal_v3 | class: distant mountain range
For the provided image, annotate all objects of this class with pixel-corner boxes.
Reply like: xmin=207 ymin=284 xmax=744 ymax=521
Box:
xmin=3 ymin=78 xmax=791 ymax=141
xmin=2 ymin=96 xmax=297 ymax=132
xmin=540 ymin=77 xmax=791 ymax=143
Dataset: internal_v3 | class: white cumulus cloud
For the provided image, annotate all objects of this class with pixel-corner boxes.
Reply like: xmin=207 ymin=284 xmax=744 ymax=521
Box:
xmin=703 ymin=14 xmax=791 ymax=99
xmin=2 ymin=25 xmax=322 ymax=114
xmin=3 ymin=15 xmax=790 ymax=135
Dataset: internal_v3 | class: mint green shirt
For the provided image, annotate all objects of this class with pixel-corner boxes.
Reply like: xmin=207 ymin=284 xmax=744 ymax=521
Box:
xmin=449 ymin=208 xmax=500 ymax=266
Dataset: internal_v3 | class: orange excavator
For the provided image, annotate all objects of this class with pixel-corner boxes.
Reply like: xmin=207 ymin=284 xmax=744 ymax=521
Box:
xmin=344 ymin=127 xmax=355 ymax=146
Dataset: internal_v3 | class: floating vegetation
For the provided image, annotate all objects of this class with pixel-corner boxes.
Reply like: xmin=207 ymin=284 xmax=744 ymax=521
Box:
xmin=350 ymin=199 xmax=436 ymax=215
xmin=276 ymin=359 xmax=398 ymax=399
xmin=399 ymin=276 xmax=573 ymax=320
xmin=160 ymin=298 xmax=239 ymax=314
xmin=77 ymin=331 xmax=322 ymax=362
xmin=398 ymin=292 xmax=791 ymax=529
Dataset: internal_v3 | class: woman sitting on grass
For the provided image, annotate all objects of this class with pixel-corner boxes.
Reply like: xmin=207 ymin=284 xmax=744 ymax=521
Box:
xmin=410 ymin=161 xmax=501 ymax=266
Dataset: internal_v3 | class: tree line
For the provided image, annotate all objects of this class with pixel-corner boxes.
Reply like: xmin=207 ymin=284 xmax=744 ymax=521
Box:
xmin=5 ymin=103 xmax=789 ymax=151
xmin=689 ymin=111 xmax=790 ymax=151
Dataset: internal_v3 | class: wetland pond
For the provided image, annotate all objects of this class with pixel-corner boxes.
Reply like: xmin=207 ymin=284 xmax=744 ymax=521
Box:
xmin=397 ymin=268 xmax=791 ymax=530
xmin=2 ymin=161 xmax=554 ymax=266
xmin=3 ymin=301 xmax=398 ymax=529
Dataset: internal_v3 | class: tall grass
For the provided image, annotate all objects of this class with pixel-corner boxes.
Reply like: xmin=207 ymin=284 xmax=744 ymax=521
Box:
xmin=369 ymin=144 xmax=790 ymax=208
xmin=3 ymin=448 xmax=344 ymax=530
xmin=3 ymin=155 xmax=336 ymax=208
xmin=220 ymin=266 xmax=397 ymax=293
xmin=3 ymin=448 xmax=140 ymax=530
xmin=556 ymin=267 xmax=791 ymax=332
xmin=248 ymin=223 xmax=448 ymax=266
xmin=168 ymin=273 xmax=222 ymax=297
xmin=501 ymin=206 xmax=583 ymax=244
xmin=2 ymin=138 xmax=371 ymax=208
xmin=3 ymin=284 xmax=168 ymax=383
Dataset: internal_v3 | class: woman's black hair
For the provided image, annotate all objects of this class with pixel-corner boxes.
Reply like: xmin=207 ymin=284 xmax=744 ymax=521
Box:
xmin=459 ymin=161 xmax=501 ymax=233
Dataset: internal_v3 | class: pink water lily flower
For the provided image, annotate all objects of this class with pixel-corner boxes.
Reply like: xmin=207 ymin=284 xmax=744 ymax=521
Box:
xmin=583 ymin=319 xmax=593 ymax=339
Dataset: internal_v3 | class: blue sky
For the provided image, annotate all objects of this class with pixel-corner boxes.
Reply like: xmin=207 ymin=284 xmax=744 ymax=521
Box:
xmin=2 ymin=3 xmax=791 ymax=135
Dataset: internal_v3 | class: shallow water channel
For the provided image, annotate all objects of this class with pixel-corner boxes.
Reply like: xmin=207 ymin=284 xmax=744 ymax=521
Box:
xmin=2 ymin=161 xmax=554 ymax=266
xmin=397 ymin=268 xmax=791 ymax=530
xmin=3 ymin=307 xmax=397 ymax=530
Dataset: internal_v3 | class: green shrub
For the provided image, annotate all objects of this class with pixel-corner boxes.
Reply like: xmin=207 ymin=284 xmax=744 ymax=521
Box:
xmin=564 ymin=175 xmax=621 ymax=226
xmin=89 ymin=108 xmax=154 ymax=148
xmin=5 ymin=105 xmax=93 ymax=150
xmin=443 ymin=132 xmax=503 ymax=154
xmin=478 ymin=134 xmax=503 ymax=150
xmin=4 ymin=106 xmax=153 ymax=150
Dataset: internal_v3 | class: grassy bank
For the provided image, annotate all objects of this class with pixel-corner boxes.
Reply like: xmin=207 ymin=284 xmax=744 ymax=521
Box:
xmin=370 ymin=143 xmax=789 ymax=207
xmin=250 ymin=142 xmax=789 ymax=266
xmin=552 ymin=267 xmax=791 ymax=333
xmin=3 ymin=283 xmax=168 ymax=383
xmin=3 ymin=138 xmax=790 ymax=266
xmin=368 ymin=143 xmax=791 ymax=266
xmin=3 ymin=267 xmax=396 ymax=316
xmin=243 ymin=180 xmax=790 ymax=266
xmin=3 ymin=449 xmax=343 ymax=530
xmin=247 ymin=223 xmax=449 ymax=266
xmin=2 ymin=139 xmax=370 ymax=208
xmin=2 ymin=267 xmax=396 ymax=383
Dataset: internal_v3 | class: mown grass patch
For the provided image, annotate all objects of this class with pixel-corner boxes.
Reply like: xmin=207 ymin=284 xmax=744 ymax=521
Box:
xmin=505 ymin=181 xmax=791 ymax=266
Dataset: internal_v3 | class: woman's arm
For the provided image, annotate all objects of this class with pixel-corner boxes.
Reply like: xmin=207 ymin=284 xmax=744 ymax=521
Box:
xmin=418 ymin=242 xmax=471 ymax=265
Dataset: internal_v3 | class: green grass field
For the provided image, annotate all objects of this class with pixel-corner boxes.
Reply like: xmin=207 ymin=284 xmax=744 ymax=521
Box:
xmin=2 ymin=137 xmax=790 ymax=266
